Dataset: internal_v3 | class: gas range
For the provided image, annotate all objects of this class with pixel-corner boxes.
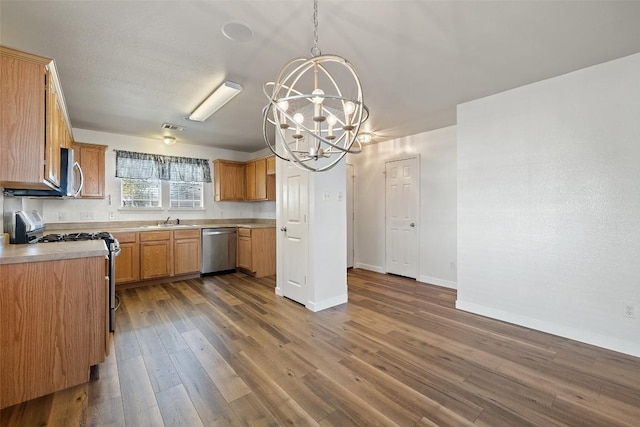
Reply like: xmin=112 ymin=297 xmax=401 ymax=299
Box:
xmin=35 ymin=231 xmax=116 ymax=244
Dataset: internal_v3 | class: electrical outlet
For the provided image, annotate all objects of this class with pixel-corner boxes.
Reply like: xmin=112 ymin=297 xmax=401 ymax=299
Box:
xmin=449 ymin=260 xmax=456 ymax=271
xmin=58 ymin=212 xmax=67 ymax=221
xmin=108 ymin=211 xmax=115 ymax=220
xmin=80 ymin=212 xmax=94 ymax=220
xmin=624 ymin=303 xmax=636 ymax=318
xmin=323 ymin=192 xmax=330 ymax=201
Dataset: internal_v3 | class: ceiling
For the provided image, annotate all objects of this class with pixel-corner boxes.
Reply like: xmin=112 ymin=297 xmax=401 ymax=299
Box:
xmin=2 ymin=1 xmax=640 ymax=152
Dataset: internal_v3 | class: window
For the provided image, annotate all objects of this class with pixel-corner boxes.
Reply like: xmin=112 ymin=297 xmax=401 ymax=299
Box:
xmin=170 ymin=181 xmax=203 ymax=209
xmin=121 ymin=178 xmax=161 ymax=208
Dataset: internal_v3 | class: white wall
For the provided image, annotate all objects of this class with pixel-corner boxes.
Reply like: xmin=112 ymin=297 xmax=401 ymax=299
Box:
xmin=40 ymin=128 xmax=276 ymax=224
xmin=349 ymin=125 xmax=458 ymax=289
xmin=457 ymin=53 xmax=640 ymax=357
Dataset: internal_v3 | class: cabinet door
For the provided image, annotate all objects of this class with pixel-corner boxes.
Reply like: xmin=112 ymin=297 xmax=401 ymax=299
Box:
xmin=214 ymin=160 xmax=245 ymax=201
xmin=266 ymin=155 xmax=276 ymax=175
xmin=74 ymin=143 xmax=106 ymax=198
xmin=115 ymin=242 xmax=140 ymax=284
xmin=0 ymin=52 xmax=46 ymax=186
xmin=174 ymin=238 xmax=201 ymax=275
xmin=246 ymin=161 xmax=257 ymax=200
xmin=255 ymin=158 xmax=267 ymax=200
xmin=45 ymin=83 xmax=62 ymax=188
xmin=237 ymin=233 xmax=252 ymax=271
xmin=140 ymin=241 xmax=172 ymax=279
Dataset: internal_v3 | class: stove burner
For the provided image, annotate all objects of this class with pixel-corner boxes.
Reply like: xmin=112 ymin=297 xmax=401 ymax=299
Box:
xmin=35 ymin=231 xmax=116 ymax=244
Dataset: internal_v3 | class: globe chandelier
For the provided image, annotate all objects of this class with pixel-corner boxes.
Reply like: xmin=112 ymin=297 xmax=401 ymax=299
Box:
xmin=263 ymin=0 xmax=368 ymax=172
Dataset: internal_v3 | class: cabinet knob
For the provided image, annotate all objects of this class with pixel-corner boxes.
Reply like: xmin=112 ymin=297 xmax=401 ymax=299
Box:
xmin=409 ymin=223 xmax=415 ymax=227
xmin=280 ymin=226 xmax=287 ymax=232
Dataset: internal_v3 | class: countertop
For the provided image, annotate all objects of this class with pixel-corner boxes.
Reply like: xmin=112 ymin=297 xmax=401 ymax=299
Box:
xmin=0 ymin=240 xmax=109 ymax=265
xmin=0 ymin=220 xmax=275 ymax=264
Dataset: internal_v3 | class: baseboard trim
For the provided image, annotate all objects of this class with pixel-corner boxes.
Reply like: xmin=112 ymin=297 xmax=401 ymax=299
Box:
xmin=419 ymin=275 xmax=457 ymax=290
xmin=354 ymin=263 xmax=385 ymax=274
xmin=306 ymin=294 xmax=348 ymax=312
xmin=456 ymin=300 xmax=640 ymax=358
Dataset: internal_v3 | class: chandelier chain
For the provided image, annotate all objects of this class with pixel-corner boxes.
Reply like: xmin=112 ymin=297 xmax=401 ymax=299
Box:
xmin=311 ymin=0 xmax=320 ymax=56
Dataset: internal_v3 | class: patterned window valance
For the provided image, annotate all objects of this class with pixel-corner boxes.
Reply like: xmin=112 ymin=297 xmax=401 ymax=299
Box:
xmin=115 ymin=150 xmax=212 ymax=183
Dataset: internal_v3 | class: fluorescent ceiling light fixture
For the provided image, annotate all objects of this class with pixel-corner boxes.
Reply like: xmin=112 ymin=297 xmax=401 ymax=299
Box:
xmin=189 ymin=81 xmax=243 ymax=122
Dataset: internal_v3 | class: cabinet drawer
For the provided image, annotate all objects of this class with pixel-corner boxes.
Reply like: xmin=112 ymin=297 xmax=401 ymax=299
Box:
xmin=174 ymin=229 xmax=200 ymax=239
xmin=139 ymin=231 xmax=172 ymax=242
xmin=237 ymin=227 xmax=251 ymax=237
xmin=112 ymin=232 xmax=137 ymax=243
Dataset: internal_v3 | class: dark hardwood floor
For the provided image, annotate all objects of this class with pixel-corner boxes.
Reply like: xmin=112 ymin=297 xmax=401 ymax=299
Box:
xmin=2 ymin=269 xmax=640 ymax=426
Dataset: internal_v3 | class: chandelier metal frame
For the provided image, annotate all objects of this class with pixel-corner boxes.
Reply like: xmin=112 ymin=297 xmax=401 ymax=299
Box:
xmin=262 ymin=0 xmax=368 ymax=172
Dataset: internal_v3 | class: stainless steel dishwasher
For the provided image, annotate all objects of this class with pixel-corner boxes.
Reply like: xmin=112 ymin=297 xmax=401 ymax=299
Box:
xmin=201 ymin=227 xmax=237 ymax=274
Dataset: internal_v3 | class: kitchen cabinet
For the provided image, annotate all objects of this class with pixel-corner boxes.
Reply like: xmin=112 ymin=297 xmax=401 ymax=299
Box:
xmin=266 ymin=155 xmax=276 ymax=175
xmin=0 ymin=255 xmax=106 ymax=409
xmin=245 ymin=158 xmax=268 ymax=201
xmin=173 ymin=229 xmax=201 ymax=275
xmin=140 ymin=231 xmax=172 ymax=279
xmin=112 ymin=232 xmax=140 ymax=284
xmin=213 ymin=159 xmax=245 ymax=201
xmin=237 ymin=227 xmax=276 ymax=277
xmin=0 ymin=46 xmax=73 ymax=190
xmin=73 ymin=142 xmax=107 ymax=198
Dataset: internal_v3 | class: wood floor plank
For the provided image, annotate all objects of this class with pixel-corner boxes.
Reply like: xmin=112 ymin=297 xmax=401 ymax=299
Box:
xmin=182 ymin=329 xmax=251 ymax=403
xmin=170 ymin=348 xmax=243 ymax=426
xmin=4 ymin=269 xmax=640 ymax=427
xmin=117 ymin=355 xmax=164 ymax=427
xmin=155 ymin=384 xmax=204 ymax=427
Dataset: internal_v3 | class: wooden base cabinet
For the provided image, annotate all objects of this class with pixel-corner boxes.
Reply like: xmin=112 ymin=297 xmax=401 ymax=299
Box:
xmin=140 ymin=231 xmax=172 ymax=280
xmin=173 ymin=229 xmax=201 ymax=275
xmin=0 ymin=256 xmax=106 ymax=409
xmin=237 ymin=227 xmax=276 ymax=277
xmin=112 ymin=232 xmax=140 ymax=284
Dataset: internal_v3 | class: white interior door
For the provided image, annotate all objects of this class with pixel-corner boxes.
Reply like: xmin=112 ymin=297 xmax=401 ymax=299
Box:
xmin=385 ymin=157 xmax=419 ymax=278
xmin=346 ymin=163 xmax=354 ymax=269
xmin=281 ymin=162 xmax=308 ymax=304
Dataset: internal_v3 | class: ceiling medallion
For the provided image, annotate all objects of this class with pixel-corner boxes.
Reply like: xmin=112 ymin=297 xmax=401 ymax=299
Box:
xmin=262 ymin=0 xmax=368 ymax=172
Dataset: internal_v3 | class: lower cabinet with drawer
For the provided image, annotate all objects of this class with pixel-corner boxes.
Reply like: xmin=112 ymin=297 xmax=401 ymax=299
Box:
xmin=237 ymin=227 xmax=276 ymax=277
xmin=140 ymin=231 xmax=172 ymax=280
xmin=173 ymin=229 xmax=201 ymax=275
xmin=113 ymin=229 xmax=202 ymax=285
xmin=111 ymin=232 xmax=139 ymax=284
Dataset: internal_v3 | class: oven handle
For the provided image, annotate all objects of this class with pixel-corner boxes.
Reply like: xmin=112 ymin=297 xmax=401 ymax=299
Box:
xmin=111 ymin=240 xmax=121 ymax=257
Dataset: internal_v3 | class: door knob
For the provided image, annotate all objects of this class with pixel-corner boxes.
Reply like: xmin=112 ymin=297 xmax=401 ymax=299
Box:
xmin=410 ymin=223 xmax=415 ymax=227
xmin=280 ymin=226 xmax=287 ymax=232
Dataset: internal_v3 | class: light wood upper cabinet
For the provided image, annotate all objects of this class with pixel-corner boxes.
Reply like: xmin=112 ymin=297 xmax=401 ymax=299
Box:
xmin=245 ymin=157 xmax=274 ymax=202
xmin=73 ymin=142 xmax=107 ymax=199
xmin=213 ymin=159 xmax=245 ymax=201
xmin=266 ymin=155 xmax=276 ymax=175
xmin=173 ymin=229 xmax=201 ymax=275
xmin=0 ymin=46 xmax=73 ymax=190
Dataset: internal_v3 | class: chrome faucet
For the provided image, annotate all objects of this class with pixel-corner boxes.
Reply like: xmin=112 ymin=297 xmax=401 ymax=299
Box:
xmin=164 ymin=216 xmax=171 ymax=224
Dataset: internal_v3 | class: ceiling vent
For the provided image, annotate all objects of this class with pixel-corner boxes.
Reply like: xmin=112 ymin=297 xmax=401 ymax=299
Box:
xmin=161 ymin=123 xmax=184 ymax=131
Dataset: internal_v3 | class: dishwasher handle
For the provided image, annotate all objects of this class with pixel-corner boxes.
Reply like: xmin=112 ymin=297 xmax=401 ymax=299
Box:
xmin=202 ymin=229 xmax=237 ymax=236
